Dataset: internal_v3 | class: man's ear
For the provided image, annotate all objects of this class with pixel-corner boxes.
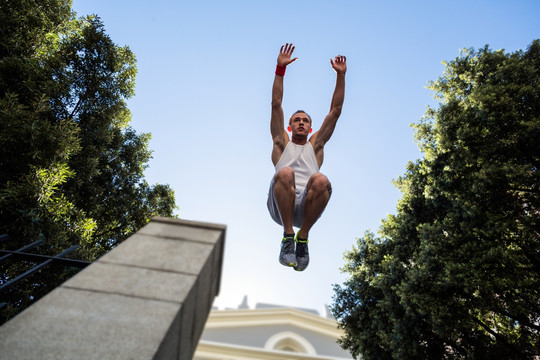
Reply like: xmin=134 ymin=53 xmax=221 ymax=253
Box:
xmin=287 ymin=126 xmax=291 ymax=132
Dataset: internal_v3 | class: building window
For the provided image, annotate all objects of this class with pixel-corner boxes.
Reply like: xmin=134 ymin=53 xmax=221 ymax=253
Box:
xmin=279 ymin=345 xmax=299 ymax=352
xmin=265 ymin=331 xmax=317 ymax=355
xmin=274 ymin=339 xmax=301 ymax=353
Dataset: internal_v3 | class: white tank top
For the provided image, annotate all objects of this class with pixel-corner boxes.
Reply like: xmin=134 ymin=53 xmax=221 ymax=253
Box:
xmin=275 ymin=141 xmax=319 ymax=190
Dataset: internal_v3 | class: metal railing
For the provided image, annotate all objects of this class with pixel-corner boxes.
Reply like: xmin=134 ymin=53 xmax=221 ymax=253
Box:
xmin=0 ymin=234 xmax=90 ymax=312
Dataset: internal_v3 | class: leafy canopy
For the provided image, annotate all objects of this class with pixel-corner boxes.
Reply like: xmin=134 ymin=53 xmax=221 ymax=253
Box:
xmin=332 ymin=40 xmax=540 ymax=359
xmin=0 ymin=0 xmax=176 ymax=322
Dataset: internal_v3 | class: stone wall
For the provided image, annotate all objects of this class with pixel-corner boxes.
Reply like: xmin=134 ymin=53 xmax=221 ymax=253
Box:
xmin=0 ymin=217 xmax=226 ymax=360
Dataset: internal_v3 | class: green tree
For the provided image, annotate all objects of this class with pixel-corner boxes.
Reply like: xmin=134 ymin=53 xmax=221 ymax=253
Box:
xmin=57 ymin=15 xmax=176 ymax=258
xmin=0 ymin=0 xmax=176 ymax=322
xmin=332 ymin=40 xmax=540 ymax=359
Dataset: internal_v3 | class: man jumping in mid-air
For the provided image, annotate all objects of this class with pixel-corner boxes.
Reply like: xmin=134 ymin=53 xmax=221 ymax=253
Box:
xmin=267 ymin=43 xmax=347 ymax=271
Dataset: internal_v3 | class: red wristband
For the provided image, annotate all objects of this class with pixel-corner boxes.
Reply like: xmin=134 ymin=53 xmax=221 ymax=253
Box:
xmin=275 ymin=65 xmax=286 ymax=76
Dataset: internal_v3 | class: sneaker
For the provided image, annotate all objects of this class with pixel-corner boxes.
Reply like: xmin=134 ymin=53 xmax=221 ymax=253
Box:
xmin=279 ymin=236 xmax=297 ymax=267
xmin=294 ymin=237 xmax=309 ymax=271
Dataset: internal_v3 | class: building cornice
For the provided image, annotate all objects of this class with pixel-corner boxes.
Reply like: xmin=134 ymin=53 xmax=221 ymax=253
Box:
xmin=204 ymin=307 xmax=343 ymax=339
xmin=196 ymin=340 xmax=352 ymax=360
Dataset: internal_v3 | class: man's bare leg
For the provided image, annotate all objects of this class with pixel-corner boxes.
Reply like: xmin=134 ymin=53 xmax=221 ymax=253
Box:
xmin=293 ymin=173 xmax=331 ymax=271
xmin=297 ymin=173 xmax=331 ymax=239
xmin=273 ymin=167 xmax=296 ymax=235
xmin=273 ymin=167 xmax=298 ymax=267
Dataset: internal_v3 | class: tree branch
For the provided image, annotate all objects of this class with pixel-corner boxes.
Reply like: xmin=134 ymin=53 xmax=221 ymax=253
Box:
xmin=471 ymin=316 xmax=527 ymax=360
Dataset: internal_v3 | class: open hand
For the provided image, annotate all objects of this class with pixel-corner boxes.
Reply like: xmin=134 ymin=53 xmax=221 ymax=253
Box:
xmin=331 ymin=55 xmax=347 ymax=74
xmin=277 ymin=43 xmax=298 ymax=67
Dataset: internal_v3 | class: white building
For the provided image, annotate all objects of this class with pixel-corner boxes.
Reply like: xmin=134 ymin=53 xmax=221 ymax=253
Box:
xmin=194 ymin=298 xmax=354 ymax=360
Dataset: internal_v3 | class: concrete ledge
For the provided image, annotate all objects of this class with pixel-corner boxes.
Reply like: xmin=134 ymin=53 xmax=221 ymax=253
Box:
xmin=0 ymin=217 xmax=226 ymax=360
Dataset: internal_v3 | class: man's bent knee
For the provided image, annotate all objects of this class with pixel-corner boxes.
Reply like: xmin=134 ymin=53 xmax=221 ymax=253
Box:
xmin=308 ymin=173 xmax=331 ymax=193
xmin=274 ymin=167 xmax=295 ymax=184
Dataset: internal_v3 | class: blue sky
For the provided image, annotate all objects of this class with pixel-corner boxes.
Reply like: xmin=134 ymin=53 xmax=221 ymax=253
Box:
xmin=72 ymin=0 xmax=539 ymax=313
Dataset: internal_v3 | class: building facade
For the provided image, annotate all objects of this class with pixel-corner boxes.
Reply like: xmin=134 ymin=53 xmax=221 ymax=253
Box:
xmin=194 ymin=299 xmax=353 ymax=360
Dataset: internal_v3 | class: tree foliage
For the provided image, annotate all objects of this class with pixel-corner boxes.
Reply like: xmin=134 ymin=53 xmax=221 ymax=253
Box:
xmin=332 ymin=40 xmax=540 ymax=359
xmin=0 ymin=0 xmax=176 ymax=322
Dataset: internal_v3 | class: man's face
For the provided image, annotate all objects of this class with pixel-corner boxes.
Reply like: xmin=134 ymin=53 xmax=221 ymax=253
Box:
xmin=289 ymin=112 xmax=312 ymax=136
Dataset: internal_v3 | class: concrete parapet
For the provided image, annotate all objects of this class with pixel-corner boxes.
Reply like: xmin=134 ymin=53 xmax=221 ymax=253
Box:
xmin=0 ymin=217 xmax=226 ymax=360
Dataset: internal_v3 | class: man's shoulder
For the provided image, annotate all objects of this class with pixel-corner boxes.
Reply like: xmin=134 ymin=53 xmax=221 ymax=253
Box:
xmin=309 ymin=132 xmax=324 ymax=149
xmin=272 ymin=133 xmax=290 ymax=166
xmin=273 ymin=130 xmax=290 ymax=150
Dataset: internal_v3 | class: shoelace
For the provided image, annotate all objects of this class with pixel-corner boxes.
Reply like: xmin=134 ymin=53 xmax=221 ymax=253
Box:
xmin=296 ymin=242 xmax=308 ymax=257
xmin=282 ymin=238 xmax=295 ymax=253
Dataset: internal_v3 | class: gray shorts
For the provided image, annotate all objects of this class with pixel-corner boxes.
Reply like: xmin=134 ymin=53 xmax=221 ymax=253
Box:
xmin=267 ymin=177 xmax=331 ymax=228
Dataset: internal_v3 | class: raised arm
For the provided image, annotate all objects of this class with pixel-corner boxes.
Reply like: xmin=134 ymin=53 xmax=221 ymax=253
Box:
xmin=271 ymin=43 xmax=297 ymax=165
xmin=311 ymin=55 xmax=347 ymax=157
